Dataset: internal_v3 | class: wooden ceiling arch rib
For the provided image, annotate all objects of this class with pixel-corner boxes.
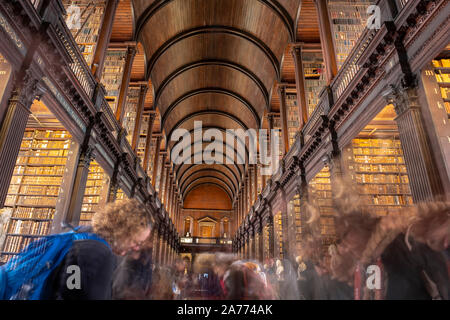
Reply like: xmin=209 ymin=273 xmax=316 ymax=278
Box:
xmin=172 ymin=141 xmax=247 ymax=169
xmin=161 ymin=88 xmax=260 ymax=130
xmin=174 ymin=151 xmax=244 ymax=181
xmin=181 ymin=171 xmax=237 ymax=197
xmin=178 ymin=164 xmax=241 ymax=193
xmin=178 ymin=165 xmax=240 ymax=192
xmin=154 ymin=59 xmax=270 ymax=109
xmin=142 ymin=26 xmax=281 ymax=82
xmin=133 ymin=0 xmax=296 ymax=46
xmin=168 ymin=127 xmax=250 ymax=157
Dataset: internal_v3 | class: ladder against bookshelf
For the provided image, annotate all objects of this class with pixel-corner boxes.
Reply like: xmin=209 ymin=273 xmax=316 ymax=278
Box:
xmin=1 ymin=129 xmax=72 ymax=262
xmin=328 ymin=0 xmax=374 ymax=70
xmin=302 ymin=51 xmax=327 ymax=117
xmin=101 ymin=49 xmax=127 ymax=114
xmin=308 ymin=166 xmax=336 ymax=250
xmin=80 ymin=160 xmax=107 ymax=226
xmin=62 ymin=0 xmax=106 ymax=67
xmin=123 ymin=87 xmax=140 ymax=145
xmin=286 ymin=93 xmax=300 ymax=149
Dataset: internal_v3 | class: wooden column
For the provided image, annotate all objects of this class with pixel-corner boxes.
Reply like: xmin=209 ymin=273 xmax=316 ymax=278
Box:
xmin=313 ymin=0 xmax=337 ymax=84
xmin=143 ymin=113 xmax=156 ymax=173
xmin=115 ymin=45 xmax=136 ymax=125
xmin=52 ymin=140 xmax=95 ymax=233
xmin=0 ymin=72 xmax=39 ymax=207
xmin=152 ymin=223 xmax=160 ymax=264
xmin=152 ymin=136 xmax=161 ymax=187
xmin=280 ymin=188 xmax=290 ymax=259
xmin=253 ymin=164 xmax=258 ymax=202
xmin=277 ymin=85 xmax=289 ymax=155
xmin=248 ymin=169 xmax=253 ymax=208
xmin=91 ymin=0 xmax=119 ymax=81
xmin=257 ymin=217 xmax=264 ymax=262
xmin=391 ymin=86 xmax=445 ymax=202
xmin=291 ymin=45 xmax=309 ymax=127
xmin=164 ymin=166 xmax=171 ymax=207
xmin=131 ymin=84 xmax=148 ymax=152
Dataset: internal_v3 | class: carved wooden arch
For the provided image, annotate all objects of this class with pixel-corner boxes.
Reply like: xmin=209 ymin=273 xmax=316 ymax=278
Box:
xmin=154 ymin=59 xmax=270 ymax=109
xmin=161 ymin=88 xmax=260 ymax=129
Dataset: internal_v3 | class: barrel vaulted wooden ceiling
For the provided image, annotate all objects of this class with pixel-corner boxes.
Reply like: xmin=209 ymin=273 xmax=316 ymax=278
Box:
xmin=110 ymin=0 xmax=321 ymax=203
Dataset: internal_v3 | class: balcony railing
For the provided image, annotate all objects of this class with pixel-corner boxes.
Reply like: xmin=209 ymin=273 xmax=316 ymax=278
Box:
xmin=180 ymin=237 xmax=233 ymax=245
xmin=52 ymin=12 xmax=96 ymax=99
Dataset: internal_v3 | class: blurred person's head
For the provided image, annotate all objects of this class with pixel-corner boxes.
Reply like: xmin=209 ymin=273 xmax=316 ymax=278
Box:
xmin=213 ymin=253 xmax=236 ymax=277
xmin=92 ymin=199 xmax=152 ymax=256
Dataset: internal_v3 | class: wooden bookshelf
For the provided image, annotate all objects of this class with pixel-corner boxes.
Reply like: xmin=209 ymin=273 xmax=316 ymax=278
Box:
xmin=328 ymin=0 xmax=373 ymax=70
xmin=303 ymin=51 xmax=327 ymax=117
xmin=79 ymin=160 xmax=106 ymax=226
xmin=286 ymin=93 xmax=300 ymax=149
xmin=432 ymin=58 xmax=450 ymax=116
xmin=272 ymin=117 xmax=284 ymax=160
xmin=288 ymin=194 xmax=302 ymax=244
xmin=273 ymin=211 xmax=283 ymax=259
xmin=136 ymin=114 xmax=150 ymax=165
xmin=123 ymin=87 xmax=140 ymax=144
xmin=100 ymin=49 xmax=127 ymax=114
xmin=1 ymin=129 xmax=71 ymax=262
xmin=346 ymin=137 xmax=413 ymax=216
xmin=146 ymin=137 xmax=157 ymax=179
xmin=62 ymin=0 xmax=106 ymax=67
xmin=308 ymin=167 xmax=336 ymax=250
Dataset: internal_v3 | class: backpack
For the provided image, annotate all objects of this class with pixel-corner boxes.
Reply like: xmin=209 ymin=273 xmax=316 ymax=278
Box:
xmin=0 ymin=228 xmax=109 ymax=300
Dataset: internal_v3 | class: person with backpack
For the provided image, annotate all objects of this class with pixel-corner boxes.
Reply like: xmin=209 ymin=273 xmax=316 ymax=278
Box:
xmin=0 ymin=199 xmax=152 ymax=300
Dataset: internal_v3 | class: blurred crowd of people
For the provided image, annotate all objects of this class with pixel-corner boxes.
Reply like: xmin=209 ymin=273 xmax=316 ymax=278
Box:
xmin=110 ymin=193 xmax=450 ymax=300
xmin=1 ymin=195 xmax=449 ymax=300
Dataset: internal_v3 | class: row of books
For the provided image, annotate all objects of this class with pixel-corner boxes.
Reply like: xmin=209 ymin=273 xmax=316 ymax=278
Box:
xmin=355 ymin=173 xmax=409 ymax=184
xmin=357 ymin=184 xmax=411 ymax=194
xmin=1 ymin=235 xmax=38 ymax=255
xmin=3 ymin=207 xmax=54 ymax=220
xmin=12 ymin=166 xmax=66 ymax=176
xmin=361 ymin=194 xmax=413 ymax=206
xmin=7 ymin=219 xmax=51 ymax=236
xmin=354 ymin=155 xmax=404 ymax=164
xmin=9 ymin=176 xmax=63 ymax=186
xmin=7 ymin=185 xmax=61 ymax=196
xmin=16 ymin=156 xmax=68 ymax=165
xmin=432 ymin=59 xmax=450 ymax=68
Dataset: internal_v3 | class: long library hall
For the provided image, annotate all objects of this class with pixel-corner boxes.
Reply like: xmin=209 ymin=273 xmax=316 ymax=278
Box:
xmin=0 ymin=0 xmax=449 ymax=301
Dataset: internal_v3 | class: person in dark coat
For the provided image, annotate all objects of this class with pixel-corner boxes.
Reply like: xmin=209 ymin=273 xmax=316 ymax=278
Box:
xmin=381 ymin=234 xmax=449 ymax=300
xmin=42 ymin=199 xmax=152 ymax=300
xmin=112 ymin=243 xmax=153 ymax=300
